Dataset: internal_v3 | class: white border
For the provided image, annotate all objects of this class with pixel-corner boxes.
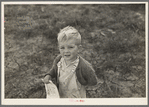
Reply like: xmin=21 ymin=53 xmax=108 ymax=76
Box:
xmin=1 ymin=1 xmax=148 ymax=4
xmin=2 ymin=98 xmax=148 ymax=105
xmin=1 ymin=1 xmax=4 ymax=104
xmin=145 ymin=1 xmax=148 ymax=103
xmin=1 ymin=1 xmax=148 ymax=105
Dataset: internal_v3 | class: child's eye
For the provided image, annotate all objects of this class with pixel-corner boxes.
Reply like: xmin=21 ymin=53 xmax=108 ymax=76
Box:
xmin=68 ymin=46 xmax=74 ymax=49
xmin=60 ymin=47 xmax=64 ymax=49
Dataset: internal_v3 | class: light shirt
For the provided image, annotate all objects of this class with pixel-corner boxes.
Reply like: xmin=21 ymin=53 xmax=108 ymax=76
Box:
xmin=57 ymin=56 xmax=86 ymax=98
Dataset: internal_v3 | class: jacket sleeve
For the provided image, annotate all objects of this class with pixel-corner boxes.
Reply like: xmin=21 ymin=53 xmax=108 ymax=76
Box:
xmin=44 ymin=54 xmax=62 ymax=79
xmin=86 ymin=66 xmax=97 ymax=86
xmin=82 ymin=61 xmax=97 ymax=86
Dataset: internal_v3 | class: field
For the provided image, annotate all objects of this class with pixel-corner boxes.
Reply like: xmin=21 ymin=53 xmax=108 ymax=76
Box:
xmin=4 ymin=4 xmax=146 ymax=98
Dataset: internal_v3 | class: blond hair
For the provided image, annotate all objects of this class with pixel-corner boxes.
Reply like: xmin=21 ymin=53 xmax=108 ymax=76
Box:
xmin=57 ymin=26 xmax=81 ymax=45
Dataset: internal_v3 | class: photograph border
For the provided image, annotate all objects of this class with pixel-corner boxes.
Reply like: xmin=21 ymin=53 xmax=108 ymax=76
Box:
xmin=1 ymin=1 xmax=148 ymax=105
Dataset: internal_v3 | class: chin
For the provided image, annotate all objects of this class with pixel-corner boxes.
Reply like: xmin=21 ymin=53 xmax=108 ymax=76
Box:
xmin=65 ymin=57 xmax=72 ymax=60
xmin=64 ymin=57 xmax=74 ymax=61
xmin=63 ymin=56 xmax=71 ymax=59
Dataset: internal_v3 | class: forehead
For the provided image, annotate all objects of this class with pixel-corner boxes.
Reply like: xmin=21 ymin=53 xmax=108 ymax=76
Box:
xmin=58 ymin=39 xmax=77 ymax=46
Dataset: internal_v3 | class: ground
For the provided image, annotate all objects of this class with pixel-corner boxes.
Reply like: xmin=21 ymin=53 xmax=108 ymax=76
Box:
xmin=4 ymin=4 xmax=146 ymax=98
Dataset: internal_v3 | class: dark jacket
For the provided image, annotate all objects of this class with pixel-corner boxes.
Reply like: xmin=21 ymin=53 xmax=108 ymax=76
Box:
xmin=45 ymin=54 xmax=97 ymax=86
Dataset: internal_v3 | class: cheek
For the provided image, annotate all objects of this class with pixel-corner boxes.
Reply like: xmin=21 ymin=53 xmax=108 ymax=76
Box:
xmin=73 ymin=49 xmax=79 ymax=54
xmin=59 ymin=49 xmax=63 ymax=54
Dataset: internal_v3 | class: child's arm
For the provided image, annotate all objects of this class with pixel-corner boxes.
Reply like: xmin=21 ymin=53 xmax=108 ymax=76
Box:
xmin=82 ymin=64 xmax=98 ymax=86
xmin=87 ymin=66 xmax=97 ymax=86
xmin=43 ymin=54 xmax=62 ymax=84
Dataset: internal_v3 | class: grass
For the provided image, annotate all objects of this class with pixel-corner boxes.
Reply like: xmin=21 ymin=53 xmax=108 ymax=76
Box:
xmin=4 ymin=4 xmax=146 ymax=98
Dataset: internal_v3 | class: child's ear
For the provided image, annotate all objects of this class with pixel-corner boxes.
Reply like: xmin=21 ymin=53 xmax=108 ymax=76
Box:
xmin=78 ymin=45 xmax=82 ymax=52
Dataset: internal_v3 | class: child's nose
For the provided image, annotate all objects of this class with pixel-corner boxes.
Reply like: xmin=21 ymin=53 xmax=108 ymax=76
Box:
xmin=64 ymin=48 xmax=69 ymax=53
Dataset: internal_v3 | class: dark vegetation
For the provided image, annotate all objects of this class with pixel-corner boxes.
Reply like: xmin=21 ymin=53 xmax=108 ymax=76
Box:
xmin=4 ymin=4 xmax=145 ymax=98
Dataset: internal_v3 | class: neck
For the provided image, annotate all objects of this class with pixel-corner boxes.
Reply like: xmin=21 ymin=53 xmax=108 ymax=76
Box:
xmin=64 ymin=56 xmax=78 ymax=65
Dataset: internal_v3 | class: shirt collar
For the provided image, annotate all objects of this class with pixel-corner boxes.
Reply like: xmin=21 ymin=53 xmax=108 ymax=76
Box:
xmin=63 ymin=56 xmax=79 ymax=67
xmin=57 ymin=56 xmax=79 ymax=68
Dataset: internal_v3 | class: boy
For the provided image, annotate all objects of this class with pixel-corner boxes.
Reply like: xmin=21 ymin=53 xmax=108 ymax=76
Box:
xmin=43 ymin=26 xmax=97 ymax=98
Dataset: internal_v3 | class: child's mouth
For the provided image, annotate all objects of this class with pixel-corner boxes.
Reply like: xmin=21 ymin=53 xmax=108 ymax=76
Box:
xmin=64 ymin=55 xmax=70 ymax=57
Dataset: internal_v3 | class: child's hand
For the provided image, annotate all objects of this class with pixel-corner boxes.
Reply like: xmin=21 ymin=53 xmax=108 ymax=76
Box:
xmin=43 ymin=75 xmax=51 ymax=84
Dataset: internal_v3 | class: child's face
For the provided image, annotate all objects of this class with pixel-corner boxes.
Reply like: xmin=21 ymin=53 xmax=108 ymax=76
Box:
xmin=58 ymin=39 xmax=80 ymax=62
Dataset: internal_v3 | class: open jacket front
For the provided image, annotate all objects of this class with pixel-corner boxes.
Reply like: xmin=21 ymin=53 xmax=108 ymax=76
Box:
xmin=45 ymin=54 xmax=97 ymax=87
